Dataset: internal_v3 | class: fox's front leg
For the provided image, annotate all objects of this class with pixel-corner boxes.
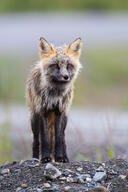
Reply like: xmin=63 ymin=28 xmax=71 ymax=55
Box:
xmin=40 ymin=114 xmax=51 ymax=163
xmin=31 ymin=112 xmax=39 ymax=159
xmin=55 ymin=112 xmax=67 ymax=162
xmin=62 ymin=114 xmax=69 ymax=163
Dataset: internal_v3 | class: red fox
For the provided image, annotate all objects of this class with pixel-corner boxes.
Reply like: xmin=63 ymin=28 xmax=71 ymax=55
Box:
xmin=26 ymin=37 xmax=82 ymax=163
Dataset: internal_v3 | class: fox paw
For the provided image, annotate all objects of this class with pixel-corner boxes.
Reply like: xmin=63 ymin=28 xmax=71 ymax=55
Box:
xmin=55 ymin=156 xmax=69 ymax=163
xmin=41 ymin=156 xmax=51 ymax=163
xmin=63 ymin=156 xmax=69 ymax=163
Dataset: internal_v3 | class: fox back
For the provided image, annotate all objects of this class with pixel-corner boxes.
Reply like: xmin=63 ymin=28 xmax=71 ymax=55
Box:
xmin=26 ymin=37 xmax=82 ymax=162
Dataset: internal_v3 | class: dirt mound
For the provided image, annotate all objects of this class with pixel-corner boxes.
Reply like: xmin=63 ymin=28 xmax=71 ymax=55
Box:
xmin=0 ymin=158 xmax=128 ymax=192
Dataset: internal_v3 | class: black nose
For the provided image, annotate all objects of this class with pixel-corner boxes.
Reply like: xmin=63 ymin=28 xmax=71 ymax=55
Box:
xmin=63 ymin=75 xmax=69 ymax=80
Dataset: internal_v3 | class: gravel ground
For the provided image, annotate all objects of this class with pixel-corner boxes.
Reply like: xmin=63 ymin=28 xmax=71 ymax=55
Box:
xmin=0 ymin=158 xmax=128 ymax=192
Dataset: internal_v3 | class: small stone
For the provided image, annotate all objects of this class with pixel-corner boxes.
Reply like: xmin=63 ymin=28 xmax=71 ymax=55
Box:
xmin=66 ymin=177 xmax=74 ymax=183
xmin=77 ymin=178 xmax=85 ymax=183
xmin=36 ymin=188 xmax=43 ymax=192
xmin=78 ymin=174 xmax=91 ymax=181
xmin=59 ymin=176 xmax=66 ymax=180
xmin=63 ymin=171 xmax=70 ymax=176
xmin=35 ymin=163 xmax=40 ymax=167
xmin=0 ymin=176 xmax=4 ymax=180
xmin=44 ymin=163 xmax=61 ymax=179
xmin=1 ymin=168 xmax=10 ymax=175
xmin=96 ymin=166 xmax=105 ymax=172
xmin=93 ymin=172 xmax=107 ymax=182
xmin=86 ymin=177 xmax=92 ymax=183
xmin=14 ymin=169 xmax=21 ymax=174
xmin=32 ymin=158 xmax=40 ymax=162
xmin=87 ymin=183 xmax=94 ymax=188
xmin=19 ymin=160 xmax=25 ymax=165
xmin=64 ymin=186 xmax=71 ymax=191
xmin=44 ymin=183 xmax=51 ymax=188
xmin=52 ymin=184 xmax=59 ymax=190
xmin=21 ymin=183 xmax=28 ymax=188
xmin=3 ymin=174 xmax=8 ymax=177
xmin=28 ymin=164 xmax=35 ymax=168
xmin=118 ymin=175 xmax=126 ymax=180
xmin=94 ymin=186 xmax=107 ymax=192
xmin=16 ymin=187 xmax=22 ymax=192
xmin=76 ymin=167 xmax=83 ymax=172
xmin=65 ymin=169 xmax=74 ymax=173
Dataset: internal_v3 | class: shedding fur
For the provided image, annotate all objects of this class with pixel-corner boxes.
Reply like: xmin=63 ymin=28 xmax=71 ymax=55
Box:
xmin=26 ymin=37 xmax=82 ymax=162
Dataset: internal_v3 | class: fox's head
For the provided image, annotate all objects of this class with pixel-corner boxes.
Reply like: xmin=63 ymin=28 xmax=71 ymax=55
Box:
xmin=39 ymin=37 xmax=82 ymax=88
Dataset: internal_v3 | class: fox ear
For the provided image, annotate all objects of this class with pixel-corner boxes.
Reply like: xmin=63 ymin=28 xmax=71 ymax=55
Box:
xmin=39 ymin=37 xmax=55 ymax=58
xmin=66 ymin=38 xmax=82 ymax=58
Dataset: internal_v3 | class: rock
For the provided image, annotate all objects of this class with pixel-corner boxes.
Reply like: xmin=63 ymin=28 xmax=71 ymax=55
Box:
xmin=77 ymin=174 xmax=86 ymax=183
xmin=19 ymin=160 xmax=25 ymax=165
xmin=59 ymin=176 xmax=66 ymax=180
xmin=44 ymin=163 xmax=61 ymax=180
xmin=16 ymin=187 xmax=22 ymax=192
xmin=93 ymin=172 xmax=107 ymax=182
xmin=14 ymin=169 xmax=21 ymax=174
xmin=118 ymin=174 xmax=126 ymax=180
xmin=77 ymin=174 xmax=91 ymax=183
xmin=64 ymin=186 xmax=71 ymax=191
xmin=1 ymin=168 xmax=10 ymax=175
xmin=21 ymin=183 xmax=28 ymax=188
xmin=63 ymin=170 xmax=70 ymax=176
xmin=32 ymin=158 xmax=40 ymax=162
xmin=0 ymin=176 xmax=4 ymax=180
xmin=36 ymin=188 xmax=43 ymax=192
xmin=44 ymin=183 xmax=51 ymax=188
xmin=67 ymin=177 xmax=74 ymax=183
xmin=52 ymin=184 xmax=59 ymax=190
xmin=86 ymin=177 xmax=92 ymax=183
xmin=76 ymin=167 xmax=83 ymax=172
xmin=96 ymin=166 xmax=105 ymax=172
xmin=94 ymin=186 xmax=107 ymax=192
xmin=28 ymin=164 xmax=36 ymax=168
xmin=77 ymin=178 xmax=85 ymax=183
xmin=65 ymin=169 xmax=74 ymax=173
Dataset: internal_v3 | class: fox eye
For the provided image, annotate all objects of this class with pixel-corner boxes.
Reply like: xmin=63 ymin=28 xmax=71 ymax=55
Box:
xmin=67 ymin=63 xmax=74 ymax=70
xmin=50 ymin=63 xmax=60 ymax=69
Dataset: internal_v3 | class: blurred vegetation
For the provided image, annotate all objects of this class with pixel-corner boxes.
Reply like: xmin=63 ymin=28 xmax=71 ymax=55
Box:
xmin=0 ymin=0 xmax=128 ymax=13
xmin=0 ymin=55 xmax=27 ymax=104
xmin=0 ymin=121 xmax=13 ymax=164
xmin=78 ymin=145 xmax=115 ymax=162
xmin=0 ymin=46 xmax=128 ymax=108
xmin=74 ymin=46 xmax=128 ymax=108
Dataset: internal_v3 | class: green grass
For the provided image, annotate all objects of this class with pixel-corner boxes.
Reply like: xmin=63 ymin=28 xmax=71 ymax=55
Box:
xmin=0 ymin=121 xmax=13 ymax=164
xmin=77 ymin=145 xmax=115 ymax=162
xmin=0 ymin=46 xmax=128 ymax=108
xmin=0 ymin=54 xmax=27 ymax=104
xmin=0 ymin=0 xmax=128 ymax=13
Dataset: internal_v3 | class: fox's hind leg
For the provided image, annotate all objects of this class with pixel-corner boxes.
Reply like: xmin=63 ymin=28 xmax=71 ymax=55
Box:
xmin=31 ymin=112 xmax=40 ymax=159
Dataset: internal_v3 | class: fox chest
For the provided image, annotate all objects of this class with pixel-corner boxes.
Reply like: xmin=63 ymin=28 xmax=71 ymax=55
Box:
xmin=43 ymin=94 xmax=63 ymax=112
